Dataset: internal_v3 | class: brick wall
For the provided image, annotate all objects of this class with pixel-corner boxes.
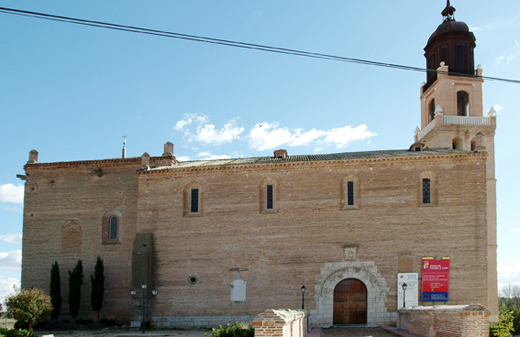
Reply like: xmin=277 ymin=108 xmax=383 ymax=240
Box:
xmin=398 ymin=304 xmax=490 ymax=337
xmin=21 ymin=151 xmax=496 ymax=325
xmin=252 ymin=309 xmax=308 ymax=337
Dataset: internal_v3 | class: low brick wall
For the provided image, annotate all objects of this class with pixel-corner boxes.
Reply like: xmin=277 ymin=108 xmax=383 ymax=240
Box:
xmin=252 ymin=309 xmax=308 ymax=337
xmin=152 ymin=315 xmax=255 ymax=328
xmin=398 ymin=304 xmax=490 ymax=337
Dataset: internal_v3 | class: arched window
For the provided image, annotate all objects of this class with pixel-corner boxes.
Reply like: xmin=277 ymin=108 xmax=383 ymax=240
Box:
xmin=429 ymin=99 xmax=436 ymax=123
xmin=102 ymin=210 xmax=122 ymax=244
xmin=457 ymin=91 xmax=469 ymax=116
xmin=62 ymin=219 xmax=82 ymax=254
xmin=452 ymin=137 xmax=463 ymax=150
xmin=470 ymin=137 xmax=477 ymax=151
xmin=109 ymin=216 xmax=119 ymax=240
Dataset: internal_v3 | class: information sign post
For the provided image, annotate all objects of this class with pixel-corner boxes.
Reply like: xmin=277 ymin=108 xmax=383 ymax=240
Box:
xmin=421 ymin=257 xmax=450 ymax=303
xmin=397 ymin=273 xmax=418 ymax=309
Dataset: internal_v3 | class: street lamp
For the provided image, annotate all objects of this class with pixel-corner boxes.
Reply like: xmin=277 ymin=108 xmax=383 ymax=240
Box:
xmin=402 ymin=283 xmax=408 ymax=309
xmin=301 ymin=285 xmax=306 ymax=310
xmin=130 ymin=283 xmax=158 ymax=333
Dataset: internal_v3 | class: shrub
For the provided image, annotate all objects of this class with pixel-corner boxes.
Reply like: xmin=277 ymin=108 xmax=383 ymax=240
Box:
xmin=206 ymin=322 xmax=254 ymax=337
xmin=490 ymin=306 xmax=514 ymax=337
xmin=4 ymin=288 xmax=52 ymax=330
xmin=0 ymin=327 xmax=36 ymax=337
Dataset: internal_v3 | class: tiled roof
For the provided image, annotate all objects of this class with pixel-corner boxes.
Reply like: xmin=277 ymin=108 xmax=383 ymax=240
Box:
xmin=149 ymin=148 xmax=475 ymax=171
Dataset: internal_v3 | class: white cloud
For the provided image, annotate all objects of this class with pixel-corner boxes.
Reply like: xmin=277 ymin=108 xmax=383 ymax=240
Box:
xmin=174 ymin=113 xmax=244 ymax=146
xmin=512 ymin=228 xmax=520 ymax=232
xmin=498 ymin=260 xmax=520 ymax=285
xmin=0 ymin=234 xmax=22 ymax=244
xmin=495 ymin=56 xmax=505 ymax=65
xmin=0 ymin=184 xmax=24 ymax=204
xmin=0 ymin=250 xmax=22 ymax=271
xmin=248 ymin=122 xmax=376 ymax=151
xmin=173 ymin=113 xmax=208 ymax=131
xmin=494 ymin=104 xmax=503 ymax=112
xmin=0 ymin=276 xmax=20 ymax=306
xmin=197 ymin=152 xmax=232 ymax=160
xmin=176 ymin=155 xmax=192 ymax=162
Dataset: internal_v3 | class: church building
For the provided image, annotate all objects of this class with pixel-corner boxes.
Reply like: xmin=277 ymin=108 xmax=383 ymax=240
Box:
xmin=20 ymin=2 xmax=498 ymax=327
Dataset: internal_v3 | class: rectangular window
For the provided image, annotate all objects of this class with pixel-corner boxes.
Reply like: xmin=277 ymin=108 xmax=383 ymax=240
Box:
xmin=422 ymin=179 xmax=431 ymax=204
xmin=347 ymin=181 xmax=354 ymax=206
xmin=266 ymin=185 xmax=273 ymax=209
xmin=191 ymin=189 xmax=199 ymax=213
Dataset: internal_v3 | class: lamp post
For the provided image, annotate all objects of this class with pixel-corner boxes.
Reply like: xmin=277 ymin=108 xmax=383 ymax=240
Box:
xmin=402 ymin=283 xmax=408 ymax=309
xmin=130 ymin=283 xmax=158 ymax=333
xmin=301 ymin=285 xmax=306 ymax=310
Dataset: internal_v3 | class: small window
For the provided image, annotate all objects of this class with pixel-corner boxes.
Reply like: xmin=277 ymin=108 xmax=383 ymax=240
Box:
xmin=260 ymin=178 xmax=278 ymax=213
xmin=183 ymin=182 xmax=205 ymax=217
xmin=441 ymin=48 xmax=447 ymax=64
xmin=109 ymin=216 xmax=119 ymax=240
xmin=429 ymin=99 xmax=435 ymax=123
xmin=341 ymin=175 xmax=360 ymax=210
xmin=266 ymin=185 xmax=273 ymax=209
xmin=347 ymin=181 xmax=354 ymax=206
xmin=422 ymin=179 xmax=431 ymax=204
xmin=191 ymin=189 xmax=199 ymax=213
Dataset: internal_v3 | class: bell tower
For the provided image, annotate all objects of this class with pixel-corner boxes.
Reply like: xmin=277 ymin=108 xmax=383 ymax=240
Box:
xmin=414 ymin=1 xmax=498 ymax=320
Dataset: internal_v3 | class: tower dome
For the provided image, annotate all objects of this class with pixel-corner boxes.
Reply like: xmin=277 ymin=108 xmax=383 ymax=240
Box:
xmin=424 ymin=1 xmax=476 ymax=90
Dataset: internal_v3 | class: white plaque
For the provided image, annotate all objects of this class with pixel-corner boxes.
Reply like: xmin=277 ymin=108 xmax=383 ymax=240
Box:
xmin=231 ymin=279 xmax=246 ymax=302
xmin=397 ymin=273 xmax=419 ymax=309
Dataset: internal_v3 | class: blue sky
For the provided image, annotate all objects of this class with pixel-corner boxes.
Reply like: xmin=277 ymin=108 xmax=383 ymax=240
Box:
xmin=1 ymin=1 xmax=519 ymax=305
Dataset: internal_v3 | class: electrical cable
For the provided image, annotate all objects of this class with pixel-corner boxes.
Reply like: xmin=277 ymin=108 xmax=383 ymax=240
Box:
xmin=0 ymin=6 xmax=519 ymax=84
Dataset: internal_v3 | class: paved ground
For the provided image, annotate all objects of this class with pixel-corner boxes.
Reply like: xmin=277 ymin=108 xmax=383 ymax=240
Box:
xmin=322 ymin=327 xmax=400 ymax=337
xmin=34 ymin=329 xmax=210 ymax=337
xmin=34 ymin=327 xmax=408 ymax=337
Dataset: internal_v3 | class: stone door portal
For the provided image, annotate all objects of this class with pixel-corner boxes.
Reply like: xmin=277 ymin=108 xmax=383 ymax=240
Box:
xmin=333 ymin=278 xmax=367 ymax=324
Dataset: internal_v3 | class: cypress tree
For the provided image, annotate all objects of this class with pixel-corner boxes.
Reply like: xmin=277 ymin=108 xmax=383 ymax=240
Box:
xmin=68 ymin=260 xmax=83 ymax=320
xmin=90 ymin=256 xmax=105 ymax=321
xmin=50 ymin=261 xmax=62 ymax=319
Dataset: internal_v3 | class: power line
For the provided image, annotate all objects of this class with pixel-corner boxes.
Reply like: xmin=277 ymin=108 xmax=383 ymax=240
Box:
xmin=1 ymin=6 xmax=519 ymax=85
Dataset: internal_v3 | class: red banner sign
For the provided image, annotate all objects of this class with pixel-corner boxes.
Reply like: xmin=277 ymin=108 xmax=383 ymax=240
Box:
xmin=421 ymin=257 xmax=450 ymax=302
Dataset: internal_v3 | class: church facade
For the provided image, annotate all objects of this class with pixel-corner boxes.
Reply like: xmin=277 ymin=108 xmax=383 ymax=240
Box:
xmin=20 ymin=3 xmax=498 ymax=327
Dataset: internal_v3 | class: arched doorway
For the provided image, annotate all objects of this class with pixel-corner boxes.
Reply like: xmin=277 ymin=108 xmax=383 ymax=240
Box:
xmin=333 ymin=278 xmax=367 ymax=324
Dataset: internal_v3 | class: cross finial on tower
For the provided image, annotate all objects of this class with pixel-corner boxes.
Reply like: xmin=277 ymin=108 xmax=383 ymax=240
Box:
xmin=441 ymin=0 xmax=456 ymax=22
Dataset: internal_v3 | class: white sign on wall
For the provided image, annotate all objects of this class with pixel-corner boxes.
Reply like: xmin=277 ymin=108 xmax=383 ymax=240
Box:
xmin=231 ymin=279 xmax=246 ymax=302
xmin=397 ymin=273 xmax=419 ymax=309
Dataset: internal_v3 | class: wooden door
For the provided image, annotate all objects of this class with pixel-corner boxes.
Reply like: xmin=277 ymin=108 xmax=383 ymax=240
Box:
xmin=333 ymin=278 xmax=367 ymax=324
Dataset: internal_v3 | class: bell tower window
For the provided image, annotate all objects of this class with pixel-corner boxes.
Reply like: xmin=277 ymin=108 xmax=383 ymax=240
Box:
xmin=429 ymin=99 xmax=436 ymax=123
xmin=457 ymin=91 xmax=469 ymax=116
xmin=456 ymin=45 xmax=465 ymax=73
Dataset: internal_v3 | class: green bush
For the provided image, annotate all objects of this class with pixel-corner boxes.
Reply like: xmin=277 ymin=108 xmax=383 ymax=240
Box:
xmin=0 ymin=327 xmax=36 ymax=337
xmin=4 ymin=288 xmax=52 ymax=330
xmin=206 ymin=322 xmax=254 ymax=337
xmin=490 ymin=306 xmax=515 ymax=337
